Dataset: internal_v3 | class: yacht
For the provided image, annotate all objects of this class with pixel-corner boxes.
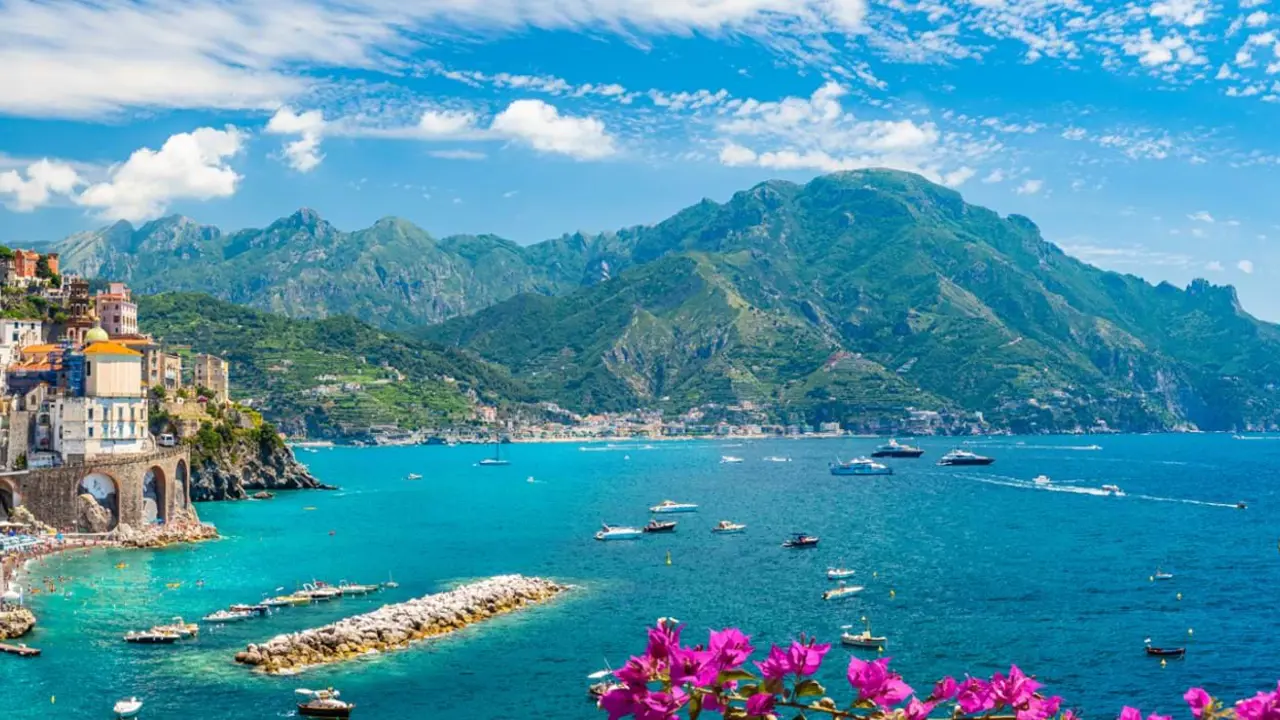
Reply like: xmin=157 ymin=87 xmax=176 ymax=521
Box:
xmin=827 ymin=566 xmax=856 ymax=580
xmin=302 ymin=582 xmax=342 ymax=601
xmin=479 ymin=439 xmax=510 ymax=466
xmin=406 ymin=473 xmax=423 ymax=480
xmin=202 ymin=609 xmax=255 ymax=623
xmin=782 ymin=533 xmax=820 ymax=548
xmin=123 ymin=630 xmax=181 ymax=644
xmin=841 ymin=629 xmax=888 ymax=649
xmin=296 ymin=688 xmax=355 ymax=719
xmin=937 ymin=449 xmax=995 ymax=466
xmin=822 ymin=583 xmax=864 ymax=600
xmin=762 ymin=456 xmax=792 ymax=462
xmin=720 ymin=456 xmax=744 ymax=464
xmin=871 ymin=439 xmax=925 ymax=458
xmin=1101 ymin=484 xmax=1126 ymax=497
xmin=1033 ymin=475 xmax=1052 ymax=486
xmin=337 ymin=581 xmax=380 ymax=596
xmin=711 ymin=520 xmax=746 ymax=534
xmin=264 ymin=593 xmax=312 ymax=607
xmin=151 ymin=617 xmax=198 ymax=638
xmin=830 ymin=457 xmax=892 ymax=476
xmin=1154 ymin=568 xmax=1174 ymax=580
xmin=114 ymin=697 xmax=143 ymax=719
xmin=642 ymin=519 xmax=677 ymax=533
xmin=595 ymin=524 xmax=643 ymax=541
xmin=649 ymin=500 xmax=698 ymax=514
xmin=229 ymin=603 xmax=271 ymax=616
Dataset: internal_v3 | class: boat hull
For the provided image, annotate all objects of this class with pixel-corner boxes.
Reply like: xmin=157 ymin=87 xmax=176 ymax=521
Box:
xmin=871 ymin=450 xmax=924 ymax=458
xmin=298 ymin=703 xmax=354 ymax=719
xmin=1146 ymin=647 xmax=1185 ymax=657
xmin=643 ymin=524 xmax=677 ymax=533
xmin=830 ymin=467 xmax=892 ymax=476
xmin=783 ymin=540 xmax=820 ymax=548
xmin=712 ymin=527 xmax=746 ymax=534
xmin=595 ymin=532 xmax=643 ymax=541
xmin=841 ymin=635 xmax=887 ymax=649
xmin=649 ymin=506 xmax=697 ymax=514
xmin=478 ymin=459 xmax=509 ymax=466
xmin=827 ymin=571 xmax=856 ymax=580
xmin=124 ymin=634 xmax=178 ymax=644
xmin=938 ymin=458 xmax=994 ymax=466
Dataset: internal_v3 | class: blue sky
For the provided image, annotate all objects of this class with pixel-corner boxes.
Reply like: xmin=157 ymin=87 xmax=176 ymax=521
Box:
xmin=3 ymin=0 xmax=1280 ymax=317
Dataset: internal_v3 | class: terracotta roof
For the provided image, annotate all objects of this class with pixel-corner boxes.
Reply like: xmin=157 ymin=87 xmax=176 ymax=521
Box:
xmin=83 ymin=341 xmax=143 ymax=357
xmin=19 ymin=344 xmax=58 ymax=355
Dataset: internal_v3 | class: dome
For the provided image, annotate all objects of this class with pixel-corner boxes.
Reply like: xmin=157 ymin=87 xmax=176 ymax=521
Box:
xmin=85 ymin=327 xmax=109 ymax=343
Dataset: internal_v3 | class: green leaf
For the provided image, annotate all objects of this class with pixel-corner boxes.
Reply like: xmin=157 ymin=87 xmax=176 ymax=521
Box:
xmin=689 ymin=693 xmax=702 ymax=720
xmin=738 ymin=684 xmax=760 ymax=698
xmin=794 ymin=679 xmax=826 ymax=698
xmin=719 ymin=669 xmax=759 ymax=684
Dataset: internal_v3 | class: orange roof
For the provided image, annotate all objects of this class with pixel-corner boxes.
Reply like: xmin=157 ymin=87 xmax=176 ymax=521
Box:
xmin=83 ymin=341 xmax=143 ymax=357
xmin=20 ymin=344 xmax=58 ymax=355
xmin=114 ymin=337 xmax=155 ymax=347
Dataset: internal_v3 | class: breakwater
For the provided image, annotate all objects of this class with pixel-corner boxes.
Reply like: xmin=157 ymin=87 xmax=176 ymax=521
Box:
xmin=0 ymin=606 xmax=35 ymax=640
xmin=234 ymin=574 xmax=567 ymax=674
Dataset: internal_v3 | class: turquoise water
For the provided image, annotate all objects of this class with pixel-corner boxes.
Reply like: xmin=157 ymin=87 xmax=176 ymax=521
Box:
xmin=7 ymin=435 xmax=1280 ymax=719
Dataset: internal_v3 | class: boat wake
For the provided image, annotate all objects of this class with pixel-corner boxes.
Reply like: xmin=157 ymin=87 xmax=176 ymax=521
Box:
xmin=1130 ymin=494 xmax=1239 ymax=509
xmin=964 ymin=443 xmax=1102 ymax=451
xmin=968 ymin=476 xmax=1239 ymax=507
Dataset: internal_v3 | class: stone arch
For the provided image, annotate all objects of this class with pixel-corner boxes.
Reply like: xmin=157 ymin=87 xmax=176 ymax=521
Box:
xmin=0 ymin=478 xmax=18 ymax=522
xmin=77 ymin=472 xmax=119 ymax=532
xmin=142 ymin=465 xmax=167 ymax=524
xmin=175 ymin=460 xmax=189 ymax=508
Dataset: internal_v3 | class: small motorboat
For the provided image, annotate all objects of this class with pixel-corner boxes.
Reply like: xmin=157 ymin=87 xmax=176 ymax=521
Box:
xmin=123 ymin=630 xmax=180 ymax=644
xmin=151 ymin=617 xmax=198 ymax=638
xmin=302 ymin=582 xmax=342 ymax=601
xmin=937 ymin=449 xmax=995 ymax=466
xmin=720 ymin=456 xmax=744 ymax=464
xmin=1153 ymin=568 xmax=1174 ymax=581
xmin=202 ymin=609 xmax=254 ymax=623
xmin=1145 ymin=643 xmax=1186 ymax=657
xmin=587 ymin=668 xmax=624 ymax=703
xmin=841 ymin=630 xmax=888 ymax=649
xmin=649 ymin=500 xmax=698 ymax=514
xmin=595 ymin=524 xmax=643 ymax=541
xmin=337 ymin=582 xmax=380 ymax=596
xmin=827 ymin=566 xmax=856 ymax=580
xmin=114 ymin=697 xmax=143 ymax=718
xmin=711 ymin=520 xmax=746 ymax=534
xmin=1237 ymin=501 xmax=1248 ymax=510
xmin=263 ymin=593 xmax=312 ymax=607
xmin=1101 ymin=484 xmax=1126 ymax=496
xmin=830 ymin=457 xmax=892 ymax=476
xmin=762 ymin=456 xmax=792 ymax=462
xmin=822 ymin=583 xmax=864 ymax=600
xmin=296 ymin=688 xmax=355 ymax=719
xmin=406 ymin=473 xmax=423 ymax=480
xmin=871 ymin=439 xmax=925 ymax=458
xmin=1033 ymin=475 xmax=1052 ymax=486
xmin=782 ymin=533 xmax=820 ymax=548
xmin=643 ymin=519 xmax=677 ymax=533
xmin=229 ymin=603 xmax=271 ymax=616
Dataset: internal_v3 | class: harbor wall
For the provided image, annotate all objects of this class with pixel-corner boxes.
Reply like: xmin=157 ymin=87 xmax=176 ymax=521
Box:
xmin=10 ymin=449 xmax=190 ymax=531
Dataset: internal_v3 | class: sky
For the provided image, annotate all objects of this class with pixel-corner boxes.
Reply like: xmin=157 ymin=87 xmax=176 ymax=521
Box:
xmin=2 ymin=0 xmax=1280 ymax=318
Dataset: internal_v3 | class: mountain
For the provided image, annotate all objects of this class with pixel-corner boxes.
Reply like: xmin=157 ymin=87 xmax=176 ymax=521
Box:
xmin=56 ymin=211 xmax=630 ymax=329
xmin=136 ymin=293 xmax=531 ymax=438
xmin=424 ymin=170 xmax=1280 ymax=433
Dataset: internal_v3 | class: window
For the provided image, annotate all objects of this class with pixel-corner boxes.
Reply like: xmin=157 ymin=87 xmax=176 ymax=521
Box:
xmin=86 ymin=361 xmax=91 ymax=377
xmin=88 ymin=427 xmax=93 ymax=438
xmin=88 ymin=407 xmax=93 ymax=420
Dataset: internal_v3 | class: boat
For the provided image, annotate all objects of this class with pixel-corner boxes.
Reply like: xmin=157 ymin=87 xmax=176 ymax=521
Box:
xmin=643 ymin=519 xmax=677 ymax=533
xmin=1101 ymin=484 xmax=1126 ymax=497
xmin=264 ymin=593 xmax=312 ymax=607
xmin=1144 ymin=639 xmax=1185 ymax=657
xmin=1033 ymin=475 xmax=1052 ymax=486
xmin=782 ymin=533 xmax=820 ymax=548
xmin=720 ymin=456 xmax=744 ymax=464
xmin=871 ymin=439 xmax=925 ymax=458
xmin=337 ymin=581 xmax=380 ymax=596
xmin=762 ymin=456 xmax=791 ymax=462
xmin=711 ymin=520 xmax=746 ymax=534
xmin=649 ymin=500 xmax=698 ymax=514
xmin=478 ymin=439 xmax=510 ymax=466
xmin=406 ymin=473 xmax=423 ymax=480
xmin=595 ymin=524 xmax=643 ymax=541
xmin=1154 ymin=568 xmax=1174 ymax=580
xmin=114 ymin=697 xmax=143 ymax=718
xmin=123 ymin=630 xmax=180 ymax=644
xmin=827 ymin=566 xmax=856 ymax=580
xmin=202 ymin=609 xmax=254 ymax=623
xmin=296 ymin=688 xmax=355 ymax=719
xmin=229 ymin=603 xmax=270 ymax=616
xmin=937 ymin=449 xmax=995 ymax=466
xmin=841 ymin=629 xmax=888 ymax=649
xmin=1237 ymin=501 xmax=1248 ymax=510
xmin=822 ymin=582 xmax=864 ymax=600
xmin=0 ymin=642 xmax=40 ymax=657
xmin=302 ymin=582 xmax=342 ymax=601
xmin=151 ymin=617 xmax=198 ymax=637
xmin=830 ymin=457 xmax=892 ymax=476
xmin=587 ymin=668 xmax=624 ymax=703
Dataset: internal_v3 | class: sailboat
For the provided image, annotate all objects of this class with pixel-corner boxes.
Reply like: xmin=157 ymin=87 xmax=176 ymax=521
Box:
xmin=478 ymin=438 xmax=510 ymax=466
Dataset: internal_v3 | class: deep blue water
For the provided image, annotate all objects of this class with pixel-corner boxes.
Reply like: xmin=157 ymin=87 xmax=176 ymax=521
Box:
xmin=7 ymin=435 xmax=1280 ymax=719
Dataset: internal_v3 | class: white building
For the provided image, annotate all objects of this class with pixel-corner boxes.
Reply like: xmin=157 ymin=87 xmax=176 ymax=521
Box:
xmin=0 ymin=319 xmax=43 ymax=393
xmin=52 ymin=332 xmax=150 ymax=463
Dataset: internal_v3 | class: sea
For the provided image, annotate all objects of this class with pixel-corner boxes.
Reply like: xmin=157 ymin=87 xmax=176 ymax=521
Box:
xmin=7 ymin=434 xmax=1280 ymax=719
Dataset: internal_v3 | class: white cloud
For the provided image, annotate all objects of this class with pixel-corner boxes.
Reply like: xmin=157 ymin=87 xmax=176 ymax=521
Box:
xmin=1122 ymin=29 xmax=1203 ymax=67
xmin=1205 ymin=260 xmax=1224 ymax=271
xmin=1062 ymin=127 xmax=1087 ymax=140
xmin=1188 ymin=210 xmax=1214 ymax=222
xmin=1149 ymin=0 xmax=1211 ymax=27
xmin=1015 ymin=179 xmax=1044 ymax=195
xmin=982 ymin=169 xmax=1006 ymax=183
xmin=942 ymin=166 xmax=976 ymax=186
xmin=502 ymin=190 xmax=519 ymax=198
xmin=1238 ymin=259 xmax=1255 ymax=273
xmin=428 ymin=149 xmax=488 ymax=160
xmin=417 ymin=109 xmax=480 ymax=137
xmin=77 ymin=126 xmax=245 ymax=222
xmin=1242 ymin=0 xmax=1269 ymax=7
xmin=1247 ymin=10 xmax=1271 ymax=26
xmin=265 ymin=107 xmax=326 ymax=172
xmin=0 ymin=159 xmax=82 ymax=211
xmin=490 ymin=99 xmax=617 ymax=159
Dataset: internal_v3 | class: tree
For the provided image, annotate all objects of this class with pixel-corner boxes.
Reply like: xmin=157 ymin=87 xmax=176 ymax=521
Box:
xmin=35 ymin=255 xmax=52 ymax=279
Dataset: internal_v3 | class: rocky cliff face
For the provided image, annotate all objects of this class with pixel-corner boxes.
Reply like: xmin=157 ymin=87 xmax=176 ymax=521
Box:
xmin=190 ymin=436 xmax=332 ymax=501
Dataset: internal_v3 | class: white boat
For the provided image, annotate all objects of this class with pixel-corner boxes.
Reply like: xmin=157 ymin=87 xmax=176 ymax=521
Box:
xmin=649 ymin=500 xmax=698 ymax=514
xmin=296 ymin=688 xmax=355 ymax=718
xmin=830 ymin=457 xmax=892 ymax=476
xmin=263 ymin=594 xmax=310 ymax=607
xmin=1033 ymin=475 xmax=1052 ymax=486
xmin=937 ymin=449 xmax=995 ymax=466
xmin=1101 ymin=484 xmax=1126 ymax=496
xmin=406 ymin=473 xmax=423 ymax=480
xmin=595 ymin=524 xmax=643 ymax=541
xmin=720 ymin=456 xmax=744 ymax=464
xmin=711 ymin=520 xmax=746 ymax=534
xmin=114 ymin=698 xmax=143 ymax=718
xmin=822 ymin=583 xmax=864 ymax=600
xmin=1154 ymin=568 xmax=1174 ymax=580
xmin=202 ymin=609 xmax=254 ymax=623
xmin=302 ymin=582 xmax=342 ymax=601
xmin=479 ymin=439 xmax=510 ymax=466
xmin=762 ymin=456 xmax=791 ymax=462
xmin=151 ymin=617 xmax=198 ymax=638
xmin=841 ymin=630 xmax=888 ymax=649
xmin=337 ymin=581 xmax=380 ymax=595
xmin=827 ymin=567 xmax=856 ymax=580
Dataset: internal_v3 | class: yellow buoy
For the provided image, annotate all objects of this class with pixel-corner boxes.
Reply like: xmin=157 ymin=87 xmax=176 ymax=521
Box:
xmin=889 ymin=588 xmax=896 ymax=599
xmin=665 ymin=550 xmax=672 ymax=566
xmin=1161 ymin=658 xmax=1167 ymax=668
xmin=51 ymin=696 xmax=55 ymax=704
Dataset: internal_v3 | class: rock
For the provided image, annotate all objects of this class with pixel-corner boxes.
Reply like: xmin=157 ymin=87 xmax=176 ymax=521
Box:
xmin=76 ymin=494 xmax=113 ymax=533
xmin=0 ymin=607 xmax=36 ymax=640
xmin=189 ymin=436 xmax=334 ymax=501
xmin=7 ymin=506 xmax=52 ymax=535
xmin=234 ymin=575 xmax=567 ymax=674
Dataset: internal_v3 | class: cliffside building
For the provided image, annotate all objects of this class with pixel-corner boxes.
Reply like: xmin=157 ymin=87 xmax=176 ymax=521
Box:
xmin=51 ymin=331 xmax=150 ymax=463
xmin=95 ymin=283 xmax=138 ymax=337
xmin=193 ymin=353 xmax=229 ymax=403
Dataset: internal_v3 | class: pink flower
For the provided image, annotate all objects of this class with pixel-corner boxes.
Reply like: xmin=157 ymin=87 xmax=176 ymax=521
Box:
xmin=933 ymin=677 xmax=959 ymax=702
xmin=958 ymin=677 xmax=994 ymax=714
xmin=616 ymin=655 xmax=660 ymax=689
xmin=708 ymin=628 xmax=755 ymax=670
xmin=1120 ymin=707 xmax=1144 ymax=720
xmin=847 ymin=656 xmax=914 ymax=708
xmin=786 ymin=640 xmax=830 ymax=677
xmin=668 ymin=647 xmax=717 ymax=687
xmin=601 ymin=687 xmax=639 ymax=720
xmin=636 ymin=689 xmax=688 ymax=720
xmin=1063 ymin=711 xmax=1078 ymax=720
xmin=1185 ymin=689 xmax=1212 ymax=719
xmin=756 ymin=645 xmax=792 ymax=682
xmin=1017 ymin=695 xmax=1063 ymax=720
xmin=1234 ymin=690 xmax=1280 ymax=720
xmin=747 ymin=693 xmax=778 ymax=717
xmin=990 ymin=665 xmax=1042 ymax=709
xmin=907 ymin=698 xmax=938 ymax=720
xmin=646 ymin=622 xmax=684 ymax=662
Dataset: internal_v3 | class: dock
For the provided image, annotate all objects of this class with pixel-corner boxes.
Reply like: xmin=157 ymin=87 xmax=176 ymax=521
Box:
xmin=0 ymin=642 xmax=41 ymax=657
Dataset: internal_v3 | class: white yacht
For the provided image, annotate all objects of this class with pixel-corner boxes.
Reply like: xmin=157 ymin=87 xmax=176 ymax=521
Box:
xmin=822 ymin=583 xmax=864 ymax=600
xmin=720 ymin=456 xmax=744 ymax=464
xmin=649 ymin=500 xmax=698 ymax=514
xmin=1033 ymin=475 xmax=1052 ymax=486
xmin=595 ymin=524 xmax=643 ymax=541
xmin=1101 ymin=484 xmax=1126 ymax=496
xmin=830 ymin=457 xmax=892 ymax=476
xmin=201 ymin=609 xmax=254 ymax=623
xmin=711 ymin=520 xmax=746 ymax=534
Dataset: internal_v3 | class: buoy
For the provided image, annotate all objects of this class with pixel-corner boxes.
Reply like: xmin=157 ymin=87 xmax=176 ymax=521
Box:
xmin=329 ymin=530 xmax=335 ymax=536
xmin=1149 ymin=576 xmax=1154 ymax=582
xmin=1177 ymin=593 xmax=1183 ymax=601
xmin=873 ymin=571 xmax=878 ymax=578
xmin=665 ymin=550 xmax=672 ymax=566
xmin=51 ymin=696 xmax=55 ymax=704
xmin=1188 ymin=628 xmax=1194 ymax=636
xmin=1161 ymin=658 xmax=1167 ymax=668
xmin=889 ymin=588 xmax=896 ymax=599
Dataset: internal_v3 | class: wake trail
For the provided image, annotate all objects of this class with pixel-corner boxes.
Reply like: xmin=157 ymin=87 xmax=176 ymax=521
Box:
xmin=967 ymin=476 xmax=1237 ymax=507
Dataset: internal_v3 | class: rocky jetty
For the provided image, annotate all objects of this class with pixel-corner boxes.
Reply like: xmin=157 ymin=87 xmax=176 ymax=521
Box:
xmin=110 ymin=508 xmax=220 ymax=548
xmin=0 ymin=606 xmax=36 ymax=640
xmin=235 ymin=575 xmax=566 ymax=674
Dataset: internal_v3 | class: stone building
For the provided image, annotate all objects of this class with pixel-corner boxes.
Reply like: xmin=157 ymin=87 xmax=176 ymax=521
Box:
xmin=61 ymin=276 xmax=95 ymax=345
xmin=51 ymin=331 xmax=150 ymax=464
xmin=95 ymin=282 xmax=138 ymax=337
xmin=193 ymin=353 xmax=229 ymax=403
